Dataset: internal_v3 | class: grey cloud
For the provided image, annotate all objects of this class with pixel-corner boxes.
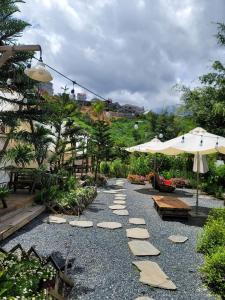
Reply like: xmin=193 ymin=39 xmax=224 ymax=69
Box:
xmin=18 ymin=0 xmax=225 ymax=110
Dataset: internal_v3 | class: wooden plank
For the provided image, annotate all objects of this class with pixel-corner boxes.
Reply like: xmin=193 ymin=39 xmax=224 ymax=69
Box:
xmin=1 ymin=205 xmax=45 ymax=240
xmin=152 ymin=196 xmax=191 ymax=210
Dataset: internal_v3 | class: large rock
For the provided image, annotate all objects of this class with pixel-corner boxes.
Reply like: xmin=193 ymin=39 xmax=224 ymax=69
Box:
xmin=97 ymin=222 xmax=122 ymax=229
xmin=69 ymin=220 xmax=93 ymax=228
xmin=129 ymin=218 xmax=146 ymax=225
xmin=168 ymin=235 xmax=188 ymax=243
xmin=48 ymin=215 xmax=67 ymax=224
xmin=133 ymin=261 xmax=177 ymax=290
xmin=126 ymin=228 xmax=150 ymax=239
xmin=128 ymin=240 xmax=160 ymax=256
xmin=109 ymin=205 xmax=126 ymax=210
xmin=113 ymin=209 xmax=129 ymax=216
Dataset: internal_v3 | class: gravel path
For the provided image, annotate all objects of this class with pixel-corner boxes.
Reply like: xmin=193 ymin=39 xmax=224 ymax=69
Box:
xmin=1 ymin=180 xmax=223 ymax=300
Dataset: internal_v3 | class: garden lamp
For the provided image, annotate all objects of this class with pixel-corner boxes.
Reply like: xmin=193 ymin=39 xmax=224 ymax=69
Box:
xmin=24 ymin=57 xmax=53 ymax=82
xmin=0 ymin=44 xmax=53 ymax=82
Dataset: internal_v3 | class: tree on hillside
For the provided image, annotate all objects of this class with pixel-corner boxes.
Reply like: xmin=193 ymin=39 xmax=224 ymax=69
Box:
xmin=180 ymin=23 xmax=225 ymax=136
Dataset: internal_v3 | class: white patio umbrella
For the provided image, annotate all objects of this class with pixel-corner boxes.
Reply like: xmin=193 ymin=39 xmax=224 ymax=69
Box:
xmin=155 ymin=127 xmax=225 ymax=210
xmin=193 ymin=154 xmax=209 ymax=174
xmin=125 ymin=137 xmax=162 ymax=153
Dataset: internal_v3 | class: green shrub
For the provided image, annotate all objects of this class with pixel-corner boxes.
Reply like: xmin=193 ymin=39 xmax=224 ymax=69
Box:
xmin=100 ymin=161 xmax=110 ymax=175
xmin=207 ymin=208 xmax=225 ymax=224
xmin=200 ymin=246 xmax=225 ymax=299
xmin=129 ymin=154 xmax=153 ymax=176
xmin=110 ymin=159 xmax=128 ymax=178
xmin=197 ymin=218 xmax=225 ymax=255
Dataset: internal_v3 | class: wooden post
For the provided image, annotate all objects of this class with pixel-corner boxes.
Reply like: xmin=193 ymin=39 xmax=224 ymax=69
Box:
xmin=0 ymin=45 xmax=42 ymax=67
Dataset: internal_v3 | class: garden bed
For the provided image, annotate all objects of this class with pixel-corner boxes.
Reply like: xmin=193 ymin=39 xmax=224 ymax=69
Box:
xmin=37 ymin=186 xmax=97 ymax=215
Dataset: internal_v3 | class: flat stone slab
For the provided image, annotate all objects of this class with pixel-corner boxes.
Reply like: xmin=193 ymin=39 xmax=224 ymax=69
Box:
xmin=126 ymin=228 xmax=150 ymax=239
xmin=109 ymin=205 xmax=126 ymax=210
xmin=69 ymin=220 xmax=93 ymax=228
xmin=103 ymin=189 xmax=125 ymax=194
xmin=129 ymin=218 xmax=146 ymax=225
xmin=48 ymin=216 xmax=67 ymax=224
xmin=113 ymin=209 xmax=129 ymax=216
xmin=168 ymin=235 xmax=188 ymax=243
xmin=114 ymin=200 xmax=126 ymax=204
xmin=97 ymin=222 xmax=122 ymax=229
xmin=128 ymin=240 xmax=160 ymax=256
xmin=133 ymin=261 xmax=177 ymax=290
xmin=135 ymin=297 xmax=155 ymax=300
xmin=114 ymin=193 xmax=126 ymax=197
xmin=114 ymin=197 xmax=126 ymax=200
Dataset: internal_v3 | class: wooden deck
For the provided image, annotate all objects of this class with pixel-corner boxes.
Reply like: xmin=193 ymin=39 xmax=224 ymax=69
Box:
xmin=152 ymin=195 xmax=191 ymax=219
xmin=0 ymin=192 xmax=45 ymax=241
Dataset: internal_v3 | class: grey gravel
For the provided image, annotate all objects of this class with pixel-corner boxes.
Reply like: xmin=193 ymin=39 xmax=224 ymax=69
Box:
xmin=1 ymin=180 xmax=223 ymax=300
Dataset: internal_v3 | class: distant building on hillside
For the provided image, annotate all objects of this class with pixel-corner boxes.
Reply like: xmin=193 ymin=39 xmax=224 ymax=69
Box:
xmin=77 ymin=93 xmax=87 ymax=101
xmin=39 ymin=82 xmax=53 ymax=95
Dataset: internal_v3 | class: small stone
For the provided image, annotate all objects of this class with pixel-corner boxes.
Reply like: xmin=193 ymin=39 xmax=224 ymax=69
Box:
xmin=168 ymin=235 xmax=188 ymax=243
xmin=128 ymin=240 xmax=160 ymax=256
xmin=129 ymin=218 xmax=146 ymax=225
xmin=114 ymin=200 xmax=126 ymax=204
xmin=133 ymin=261 xmax=177 ymax=290
xmin=109 ymin=205 xmax=126 ymax=210
xmin=113 ymin=210 xmax=129 ymax=216
xmin=126 ymin=228 xmax=150 ymax=239
xmin=69 ymin=221 xmax=93 ymax=228
xmin=48 ymin=215 xmax=67 ymax=224
xmin=97 ymin=222 xmax=122 ymax=229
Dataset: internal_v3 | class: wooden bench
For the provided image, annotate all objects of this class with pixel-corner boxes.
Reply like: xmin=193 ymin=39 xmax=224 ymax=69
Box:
xmin=152 ymin=195 xmax=191 ymax=219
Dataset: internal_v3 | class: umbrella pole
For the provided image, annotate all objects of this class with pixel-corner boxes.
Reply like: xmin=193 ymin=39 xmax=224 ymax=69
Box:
xmin=154 ymin=154 xmax=157 ymax=188
xmin=196 ymin=152 xmax=200 ymax=213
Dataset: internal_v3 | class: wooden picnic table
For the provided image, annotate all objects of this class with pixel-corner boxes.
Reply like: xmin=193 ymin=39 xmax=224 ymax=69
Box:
xmin=152 ymin=195 xmax=191 ymax=218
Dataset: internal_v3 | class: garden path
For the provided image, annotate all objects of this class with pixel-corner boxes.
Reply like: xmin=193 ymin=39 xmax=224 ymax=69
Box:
xmin=1 ymin=180 xmax=222 ymax=299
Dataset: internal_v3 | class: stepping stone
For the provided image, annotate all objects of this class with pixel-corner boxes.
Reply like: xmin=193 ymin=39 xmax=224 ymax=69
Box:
xmin=128 ymin=240 xmax=160 ymax=256
xmin=135 ymin=297 xmax=155 ymax=300
xmin=48 ymin=215 xmax=67 ymax=224
xmin=133 ymin=261 xmax=177 ymax=290
xmin=168 ymin=235 xmax=188 ymax=243
xmin=103 ymin=189 xmax=125 ymax=194
xmin=129 ymin=218 xmax=146 ymax=225
xmin=97 ymin=222 xmax=122 ymax=229
xmin=109 ymin=205 xmax=126 ymax=210
xmin=114 ymin=200 xmax=126 ymax=204
xmin=113 ymin=209 xmax=129 ymax=216
xmin=69 ymin=220 xmax=93 ymax=228
xmin=115 ymin=193 xmax=126 ymax=197
xmin=126 ymin=228 xmax=150 ymax=239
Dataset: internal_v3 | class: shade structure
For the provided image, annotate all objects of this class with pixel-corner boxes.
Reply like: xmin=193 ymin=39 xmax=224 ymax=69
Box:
xmin=154 ymin=127 xmax=225 ymax=211
xmin=155 ymin=127 xmax=225 ymax=156
xmin=125 ymin=137 xmax=163 ymax=153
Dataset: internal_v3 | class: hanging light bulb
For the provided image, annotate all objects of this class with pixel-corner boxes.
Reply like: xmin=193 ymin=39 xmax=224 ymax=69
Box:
xmin=24 ymin=57 xmax=53 ymax=82
xmin=71 ymin=81 xmax=76 ymax=99
xmin=6 ymin=78 xmax=13 ymax=85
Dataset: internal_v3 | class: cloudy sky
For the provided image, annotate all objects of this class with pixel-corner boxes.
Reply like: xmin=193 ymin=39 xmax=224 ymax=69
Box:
xmin=17 ymin=0 xmax=225 ymax=111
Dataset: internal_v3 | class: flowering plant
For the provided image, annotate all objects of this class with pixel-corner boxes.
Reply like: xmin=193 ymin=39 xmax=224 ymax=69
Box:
xmin=0 ymin=253 xmax=56 ymax=299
